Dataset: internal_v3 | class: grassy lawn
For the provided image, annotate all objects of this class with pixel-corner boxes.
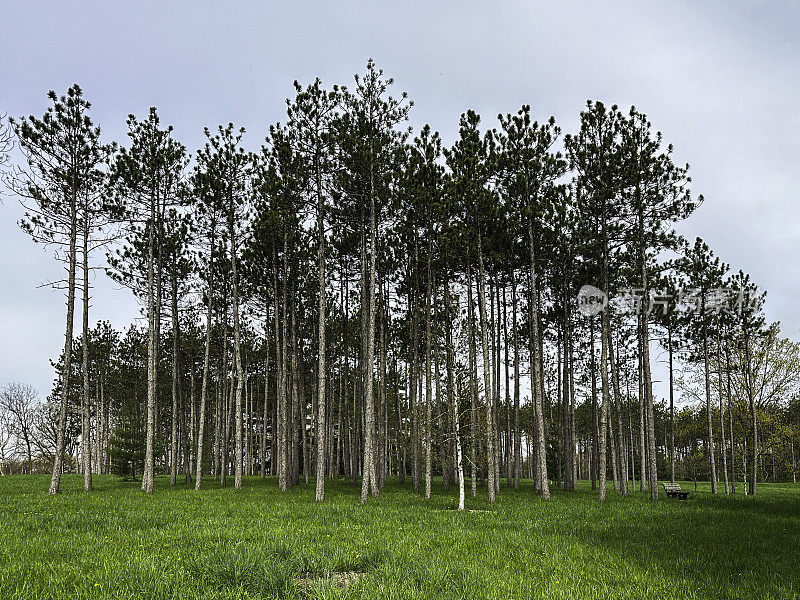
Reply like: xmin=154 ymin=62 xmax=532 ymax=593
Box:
xmin=1 ymin=475 xmax=798 ymax=599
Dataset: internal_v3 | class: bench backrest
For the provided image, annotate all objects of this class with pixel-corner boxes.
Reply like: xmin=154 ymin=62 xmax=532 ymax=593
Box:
xmin=662 ymin=482 xmax=682 ymax=491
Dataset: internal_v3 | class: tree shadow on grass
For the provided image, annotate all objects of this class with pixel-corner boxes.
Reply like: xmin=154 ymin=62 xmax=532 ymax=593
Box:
xmin=559 ymin=487 xmax=800 ymax=599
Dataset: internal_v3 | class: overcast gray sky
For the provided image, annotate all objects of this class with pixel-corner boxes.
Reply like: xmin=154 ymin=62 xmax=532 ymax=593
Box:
xmin=1 ymin=0 xmax=799 ymax=400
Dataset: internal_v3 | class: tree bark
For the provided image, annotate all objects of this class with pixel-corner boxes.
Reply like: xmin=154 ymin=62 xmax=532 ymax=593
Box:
xmin=703 ymin=319 xmax=718 ymax=494
xmin=467 ymin=259 xmax=478 ymax=498
xmin=194 ymin=245 xmax=215 ymax=489
xmin=315 ymin=157 xmax=327 ymax=501
xmin=424 ymin=237 xmax=433 ymax=499
xmin=527 ymin=220 xmax=549 ymax=499
xmin=81 ymin=212 xmax=92 ymax=491
xmin=170 ymin=269 xmax=180 ymax=486
xmin=360 ymin=170 xmax=380 ymax=503
xmin=230 ymin=209 xmax=245 ymax=489
xmin=511 ymin=271 xmax=521 ymax=489
xmin=476 ymin=229 xmax=496 ymax=502
xmin=141 ymin=194 xmax=159 ymax=494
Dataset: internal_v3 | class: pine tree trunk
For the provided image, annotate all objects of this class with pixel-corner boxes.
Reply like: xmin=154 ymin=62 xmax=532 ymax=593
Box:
xmin=556 ymin=334 xmax=563 ymax=489
xmin=492 ymin=280 xmax=501 ymax=494
xmin=186 ymin=357 xmax=195 ymax=484
xmin=247 ymin=376 xmax=253 ymax=476
xmin=562 ymin=292 xmax=575 ymax=490
xmin=637 ymin=221 xmax=658 ymax=501
xmin=746 ymin=335 xmax=757 ymax=496
xmin=598 ymin=308 xmax=611 ymax=501
xmin=424 ymin=239 xmax=433 ymax=499
xmin=607 ymin=328 xmax=628 ymax=495
xmin=716 ymin=342 xmax=729 ymax=493
xmin=434 ymin=315 xmax=446 ymax=491
xmin=261 ymin=331 xmax=270 ymax=479
xmin=360 ymin=177 xmax=380 ymax=503
xmin=527 ymin=221 xmax=549 ymax=499
xmin=81 ymin=215 xmax=93 ymax=491
xmin=641 ymin=316 xmax=658 ymax=500
xmin=503 ymin=284 xmax=511 ymax=486
xmin=315 ymin=166 xmax=327 ymax=500
xmin=726 ymin=347 xmax=736 ymax=494
xmin=637 ymin=333 xmax=647 ymax=492
xmin=511 ymin=272 xmax=521 ymax=489
xmin=290 ymin=303 xmax=300 ymax=486
xmin=410 ymin=241 xmax=421 ymax=493
xmin=445 ymin=278 xmax=457 ymax=489
xmin=278 ymin=241 xmax=290 ymax=491
xmin=703 ymin=323 xmax=718 ymax=494
xmin=194 ymin=247 xmax=215 ymax=489
xmin=477 ymin=230 xmax=496 ymax=502
xmin=230 ymin=214 xmax=245 ymax=489
xmin=378 ymin=283 xmax=388 ymax=488
xmin=454 ymin=349 xmax=465 ymax=511
xmin=220 ymin=298 xmax=230 ymax=488
xmin=467 ymin=259 xmax=478 ymax=498
xmin=142 ymin=199 xmax=158 ymax=494
xmin=590 ymin=318 xmax=598 ymax=491
xmin=669 ymin=326 xmax=675 ymax=484
xmin=170 ymin=270 xmax=180 ymax=486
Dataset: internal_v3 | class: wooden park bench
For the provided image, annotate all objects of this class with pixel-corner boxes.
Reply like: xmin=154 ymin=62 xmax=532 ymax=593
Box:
xmin=662 ymin=482 xmax=690 ymax=500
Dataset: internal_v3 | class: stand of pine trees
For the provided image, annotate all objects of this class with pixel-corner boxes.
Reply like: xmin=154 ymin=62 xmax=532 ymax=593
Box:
xmin=7 ymin=66 xmax=800 ymax=503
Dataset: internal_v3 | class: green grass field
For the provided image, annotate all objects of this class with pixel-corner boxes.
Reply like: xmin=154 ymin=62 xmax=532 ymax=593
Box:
xmin=1 ymin=475 xmax=798 ymax=599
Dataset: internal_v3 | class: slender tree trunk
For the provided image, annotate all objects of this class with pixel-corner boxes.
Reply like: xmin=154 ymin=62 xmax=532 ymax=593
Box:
xmin=230 ymin=214 xmax=245 ymax=489
xmin=590 ymin=317 xmax=598 ymax=491
xmin=455 ymin=364 xmax=465 ymax=511
xmin=434 ymin=309 xmax=446 ymax=492
xmin=563 ymin=293 xmax=577 ymax=491
xmin=467 ymin=259 xmax=478 ymax=498
xmin=81 ymin=214 xmax=92 ymax=491
xmin=379 ymin=282 xmax=389 ymax=488
xmin=186 ymin=356 xmax=195 ymax=484
xmin=716 ymin=342 xmax=729 ymax=494
xmin=669 ymin=326 xmax=675 ymax=484
xmin=556 ymin=332 xmax=564 ymax=489
xmin=492 ymin=279 xmax=501 ymax=494
xmin=194 ymin=246 xmax=215 ymax=489
xmin=638 ymin=331 xmax=647 ymax=492
xmin=142 ymin=199 xmax=159 ymax=494
xmin=443 ymin=282 xmax=456 ymax=488
xmin=638 ymin=222 xmax=658 ymax=501
xmin=360 ymin=174 xmax=379 ymax=503
xmin=315 ymin=163 xmax=327 ymax=501
xmin=278 ymin=241 xmax=290 ymax=491
xmin=598 ymin=309 xmax=611 ymax=501
xmin=726 ymin=347 xmax=736 ymax=494
xmin=261 ymin=328 xmax=270 ymax=479
xmin=511 ymin=271 xmax=521 ymax=489
xmin=410 ymin=241 xmax=421 ymax=492
xmin=607 ymin=328 xmax=628 ymax=495
xmin=170 ymin=270 xmax=180 ymax=486
xmin=476 ymin=231 xmax=496 ymax=502
xmin=527 ymin=221 xmax=548 ymax=499
xmin=746 ymin=335 xmax=757 ymax=496
xmin=424 ymin=238 xmax=433 ymax=499
xmin=703 ymin=322 xmax=718 ymax=494
xmin=290 ymin=303 xmax=300 ymax=486
xmin=503 ymin=283 xmax=511 ymax=486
